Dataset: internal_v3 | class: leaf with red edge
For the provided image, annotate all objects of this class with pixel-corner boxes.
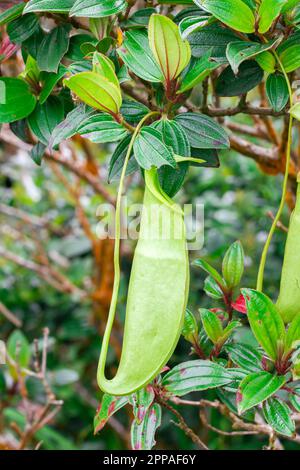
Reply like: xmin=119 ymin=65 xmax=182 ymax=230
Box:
xmin=130 ymin=385 xmax=155 ymax=425
xmin=232 ymin=294 xmax=247 ymax=314
xmin=94 ymin=394 xmax=129 ymax=434
xmin=131 ymin=403 xmax=161 ymax=450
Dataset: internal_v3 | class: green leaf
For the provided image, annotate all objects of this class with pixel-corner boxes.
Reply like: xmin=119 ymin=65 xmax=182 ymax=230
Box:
xmin=189 ymin=23 xmax=240 ymax=59
xmin=28 ymin=97 xmax=64 ymax=145
xmin=94 ymin=394 xmax=129 ymax=434
xmin=285 ymin=313 xmax=300 ymax=352
xmin=258 ymin=0 xmax=287 ymax=34
xmin=182 ymin=308 xmax=198 ymax=342
xmin=225 ymin=343 xmax=263 ymax=373
xmin=7 ymin=13 xmax=39 ymax=44
xmin=203 ymin=275 xmax=223 ymax=299
xmin=175 ymin=112 xmax=229 ymax=149
xmin=263 ymin=398 xmax=295 ymax=437
xmin=280 ymin=45 xmax=300 ymax=73
xmin=179 ymin=14 xmax=211 ymax=39
xmin=7 ymin=330 xmax=31 ymax=370
xmin=222 ymin=321 xmax=241 ymax=342
xmin=266 ymin=72 xmax=289 ymax=112
xmin=0 ymin=77 xmax=36 ymax=123
xmin=0 ymin=3 xmax=25 ymax=25
xmin=222 ymin=240 xmax=244 ymax=289
xmin=40 ymin=65 xmax=68 ymax=104
xmin=152 ymin=119 xmax=190 ymax=197
xmin=122 ymin=7 xmax=156 ymax=27
xmin=131 ymin=403 xmax=161 ymax=450
xmin=70 ymin=0 xmax=127 ymax=18
xmin=108 ymin=135 xmax=139 ymax=182
xmin=148 ymin=14 xmax=191 ymax=82
xmin=64 ymin=72 xmax=122 ymax=115
xmin=226 ymin=40 xmax=278 ymax=75
xmin=255 ymin=51 xmax=276 ymax=73
xmin=195 ymin=0 xmax=255 ymax=33
xmin=162 ymin=360 xmax=233 ymax=396
xmin=193 ymin=258 xmax=225 ymax=287
xmin=199 ymin=309 xmax=223 ymax=344
xmin=77 ymin=113 xmax=128 ymax=143
xmin=93 ymin=53 xmax=119 ymax=86
xmin=120 ymin=100 xmax=150 ymax=123
xmin=289 ymin=102 xmax=300 ymax=121
xmin=178 ymin=51 xmax=220 ymax=93
xmin=216 ymin=61 xmax=264 ymax=97
xmin=24 ymin=0 xmax=75 ymax=13
xmin=50 ymin=105 xmax=94 ymax=148
xmin=289 ymin=388 xmax=300 ymax=412
xmin=37 ymin=25 xmax=71 ymax=73
xmin=242 ymin=289 xmax=286 ymax=360
xmin=30 ymin=142 xmax=46 ymax=165
xmin=237 ymin=371 xmax=286 ymax=414
xmin=133 ymin=127 xmax=176 ymax=170
xmin=118 ymin=29 xmax=163 ymax=83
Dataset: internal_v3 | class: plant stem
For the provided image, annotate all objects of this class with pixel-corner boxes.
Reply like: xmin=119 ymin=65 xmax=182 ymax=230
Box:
xmin=256 ymin=52 xmax=293 ymax=292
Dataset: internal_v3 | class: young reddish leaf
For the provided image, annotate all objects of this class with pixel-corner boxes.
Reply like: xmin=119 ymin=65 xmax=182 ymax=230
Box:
xmin=148 ymin=14 xmax=191 ymax=84
xmin=94 ymin=394 xmax=129 ymax=434
xmin=231 ymin=294 xmax=247 ymax=314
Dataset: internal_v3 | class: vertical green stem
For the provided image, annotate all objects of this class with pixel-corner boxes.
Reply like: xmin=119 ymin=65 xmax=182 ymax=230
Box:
xmin=256 ymin=53 xmax=293 ymax=292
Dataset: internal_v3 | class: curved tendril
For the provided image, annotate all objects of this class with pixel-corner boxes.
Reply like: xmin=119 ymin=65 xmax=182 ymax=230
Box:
xmin=256 ymin=52 xmax=293 ymax=292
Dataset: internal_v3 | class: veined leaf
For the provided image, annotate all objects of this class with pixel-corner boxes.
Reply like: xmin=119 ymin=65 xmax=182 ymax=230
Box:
xmin=237 ymin=371 xmax=286 ymax=414
xmin=179 ymin=15 xmax=211 ymax=39
xmin=64 ymin=72 xmax=122 ymax=115
xmin=162 ymin=360 xmax=233 ymax=396
xmin=151 ymin=119 xmax=190 ymax=196
xmin=40 ymin=65 xmax=68 ymax=104
xmin=226 ymin=39 xmax=278 ymax=75
xmin=195 ymin=0 xmax=255 ymax=34
xmin=193 ymin=258 xmax=225 ymax=287
xmin=242 ymin=289 xmax=286 ymax=360
xmin=77 ymin=113 xmax=128 ymax=143
xmin=255 ymin=51 xmax=276 ymax=73
xmin=182 ymin=308 xmax=198 ymax=342
xmin=130 ymin=386 xmax=155 ymax=425
xmin=28 ymin=97 xmax=64 ymax=145
xmin=92 ymin=52 xmax=119 ymax=87
xmin=266 ymin=73 xmax=289 ymax=112
xmin=280 ymin=45 xmax=300 ymax=73
xmin=222 ymin=240 xmax=244 ymax=289
xmin=285 ymin=313 xmax=300 ymax=352
xmin=258 ymin=0 xmax=287 ymax=34
xmin=0 ymin=3 xmax=25 ymax=25
xmin=120 ymin=100 xmax=150 ymax=124
xmin=199 ymin=309 xmax=223 ymax=344
xmin=37 ymin=25 xmax=71 ymax=73
xmin=175 ymin=112 xmax=229 ymax=149
xmin=70 ymin=0 xmax=127 ymax=18
xmin=225 ymin=343 xmax=263 ymax=373
xmin=24 ymin=0 xmax=75 ymax=13
xmin=49 ymin=105 xmax=94 ymax=148
xmin=263 ymin=397 xmax=295 ymax=436
xmin=0 ymin=77 xmax=36 ymax=123
xmin=148 ymin=14 xmax=191 ymax=82
xmin=178 ymin=51 xmax=219 ymax=93
xmin=7 ymin=14 xmax=39 ymax=44
xmin=94 ymin=394 xmax=129 ymax=434
xmin=108 ymin=135 xmax=139 ymax=182
xmin=131 ymin=403 xmax=161 ymax=450
xmin=189 ymin=23 xmax=240 ymax=59
xmin=133 ymin=126 xmax=176 ymax=170
xmin=216 ymin=61 xmax=264 ymax=97
xmin=118 ymin=29 xmax=163 ymax=83
xmin=204 ymin=276 xmax=223 ymax=299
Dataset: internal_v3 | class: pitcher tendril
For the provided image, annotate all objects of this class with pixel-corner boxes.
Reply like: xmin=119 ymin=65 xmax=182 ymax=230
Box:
xmin=256 ymin=52 xmax=294 ymax=292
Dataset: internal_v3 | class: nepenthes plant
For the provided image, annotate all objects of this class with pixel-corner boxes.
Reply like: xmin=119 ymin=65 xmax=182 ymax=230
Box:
xmin=2 ymin=0 xmax=300 ymax=452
